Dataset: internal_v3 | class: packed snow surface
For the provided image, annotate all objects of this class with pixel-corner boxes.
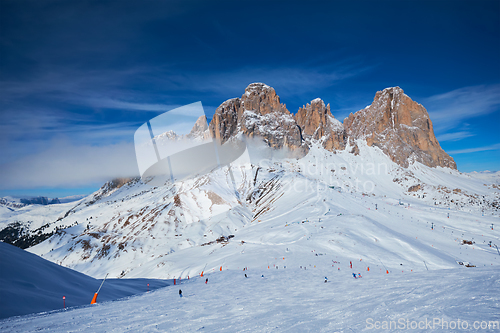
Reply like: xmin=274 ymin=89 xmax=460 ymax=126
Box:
xmin=1 ymin=267 xmax=499 ymax=332
xmin=0 ymin=242 xmax=169 ymax=319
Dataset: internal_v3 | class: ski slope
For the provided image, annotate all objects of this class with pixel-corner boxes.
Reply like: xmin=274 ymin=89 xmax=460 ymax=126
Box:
xmin=0 ymin=242 xmax=169 ymax=319
xmin=1 ymin=266 xmax=499 ymax=332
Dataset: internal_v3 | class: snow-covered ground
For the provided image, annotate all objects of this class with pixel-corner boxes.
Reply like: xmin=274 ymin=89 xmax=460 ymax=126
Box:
xmin=1 ymin=142 xmax=499 ymax=330
xmin=0 ymin=200 xmax=79 ymax=230
xmin=1 ymin=267 xmax=499 ymax=332
xmin=0 ymin=242 xmax=169 ymax=319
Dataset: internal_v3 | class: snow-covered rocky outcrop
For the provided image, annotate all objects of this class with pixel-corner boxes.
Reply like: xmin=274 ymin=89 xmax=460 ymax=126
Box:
xmin=344 ymin=87 xmax=457 ymax=169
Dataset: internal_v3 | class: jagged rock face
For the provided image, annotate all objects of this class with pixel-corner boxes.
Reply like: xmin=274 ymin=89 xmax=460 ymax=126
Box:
xmin=344 ymin=87 xmax=456 ymax=169
xmin=209 ymin=98 xmax=241 ymax=142
xmin=241 ymin=82 xmax=287 ymax=116
xmin=209 ymin=83 xmax=455 ymax=170
xmin=188 ymin=115 xmax=208 ymax=135
xmin=209 ymin=83 xmax=306 ymax=153
xmin=295 ymin=98 xmax=347 ymax=151
xmin=187 ymin=115 xmax=212 ymax=141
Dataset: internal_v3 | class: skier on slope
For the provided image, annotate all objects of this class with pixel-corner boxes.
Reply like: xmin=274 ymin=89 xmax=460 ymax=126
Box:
xmin=352 ymin=273 xmax=357 ymax=279
xmin=179 ymin=289 xmax=182 ymax=297
xmin=205 ymin=278 xmax=208 ymax=284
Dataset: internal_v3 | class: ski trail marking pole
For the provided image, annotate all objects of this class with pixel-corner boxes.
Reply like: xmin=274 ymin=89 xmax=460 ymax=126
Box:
xmin=91 ymin=273 xmax=109 ymax=304
xmin=63 ymin=296 xmax=65 ymax=309
xmin=378 ymin=259 xmax=388 ymax=274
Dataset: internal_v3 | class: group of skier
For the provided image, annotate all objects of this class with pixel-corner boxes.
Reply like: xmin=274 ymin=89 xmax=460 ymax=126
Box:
xmin=178 ymin=262 xmax=365 ymax=298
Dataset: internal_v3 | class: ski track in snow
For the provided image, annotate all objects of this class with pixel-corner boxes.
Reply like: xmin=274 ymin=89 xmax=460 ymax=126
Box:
xmin=1 ymin=267 xmax=499 ymax=332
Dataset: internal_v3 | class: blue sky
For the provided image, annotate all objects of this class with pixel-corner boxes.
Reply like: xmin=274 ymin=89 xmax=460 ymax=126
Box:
xmin=0 ymin=0 xmax=499 ymax=197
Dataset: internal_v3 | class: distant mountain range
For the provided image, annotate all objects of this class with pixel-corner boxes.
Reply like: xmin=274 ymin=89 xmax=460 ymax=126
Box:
xmin=0 ymin=195 xmax=86 ymax=209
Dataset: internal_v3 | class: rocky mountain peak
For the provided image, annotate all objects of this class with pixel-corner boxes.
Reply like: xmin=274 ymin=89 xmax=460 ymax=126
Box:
xmin=208 ymin=83 xmax=455 ymax=169
xmin=344 ymin=87 xmax=457 ymax=169
xmin=209 ymin=83 xmax=305 ymax=153
xmin=189 ymin=115 xmax=208 ymax=134
xmin=244 ymin=82 xmax=273 ymax=95
xmin=296 ymin=98 xmax=331 ymax=137
xmin=187 ymin=115 xmax=211 ymax=141
xmin=241 ymin=82 xmax=289 ymax=116
xmin=295 ymin=98 xmax=347 ymax=151
xmin=375 ymin=86 xmax=404 ymax=100
xmin=369 ymin=86 xmax=418 ymax=129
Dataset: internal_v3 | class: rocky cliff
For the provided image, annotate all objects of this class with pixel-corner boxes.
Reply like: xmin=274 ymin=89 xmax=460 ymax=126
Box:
xmin=209 ymin=83 xmax=306 ymax=153
xmin=209 ymin=83 xmax=456 ymax=169
xmin=344 ymin=87 xmax=456 ymax=169
xmin=295 ymin=98 xmax=347 ymax=151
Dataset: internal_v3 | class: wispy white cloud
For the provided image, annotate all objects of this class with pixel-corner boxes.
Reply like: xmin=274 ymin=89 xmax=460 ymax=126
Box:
xmin=1 ymin=64 xmax=371 ymax=121
xmin=448 ymin=143 xmax=500 ymax=155
xmin=0 ymin=141 xmax=139 ymax=190
xmin=1 ymin=62 xmax=371 ymax=107
xmin=184 ymin=65 xmax=374 ymax=96
xmin=0 ymin=106 xmax=138 ymax=141
xmin=424 ymin=84 xmax=500 ymax=133
xmin=86 ymin=98 xmax=182 ymax=112
xmin=0 ymin=105 xmax=140 ymax=167
xmin=436 ymin=131 xmax=475 ymax=142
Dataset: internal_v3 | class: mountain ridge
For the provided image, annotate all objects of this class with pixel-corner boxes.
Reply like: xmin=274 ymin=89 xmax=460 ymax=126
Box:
xmin=209 ymin=83 xmax=456 ymax=170
xmin=18 ymin=142 xmax=499 ymax=279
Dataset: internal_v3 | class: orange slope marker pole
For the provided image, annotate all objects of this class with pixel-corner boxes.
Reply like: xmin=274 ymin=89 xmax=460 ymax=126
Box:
xmin=91 ymin=273 xmax=109 ymax=304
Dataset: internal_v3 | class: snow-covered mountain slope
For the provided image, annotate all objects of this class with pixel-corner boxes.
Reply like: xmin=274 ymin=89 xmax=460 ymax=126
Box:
xmin=0 ymin=200 xmax=83 ymax=249
xmin=0 ymin=242 xmax=169 ymax=319
xmin=0 ymin=195 xmax=83 ymax=210
xmin=2 ymin=142 xmax=494 ymax=282
xmin=1 ymin=266 xmax=499 ymax=332
xmin=58 ymin=194 xmax=88 ymax=203
xmin=1 ymin=141 xmax=499 ymax=328
xmin=468 ymin=170 xmax=500 ymax=184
